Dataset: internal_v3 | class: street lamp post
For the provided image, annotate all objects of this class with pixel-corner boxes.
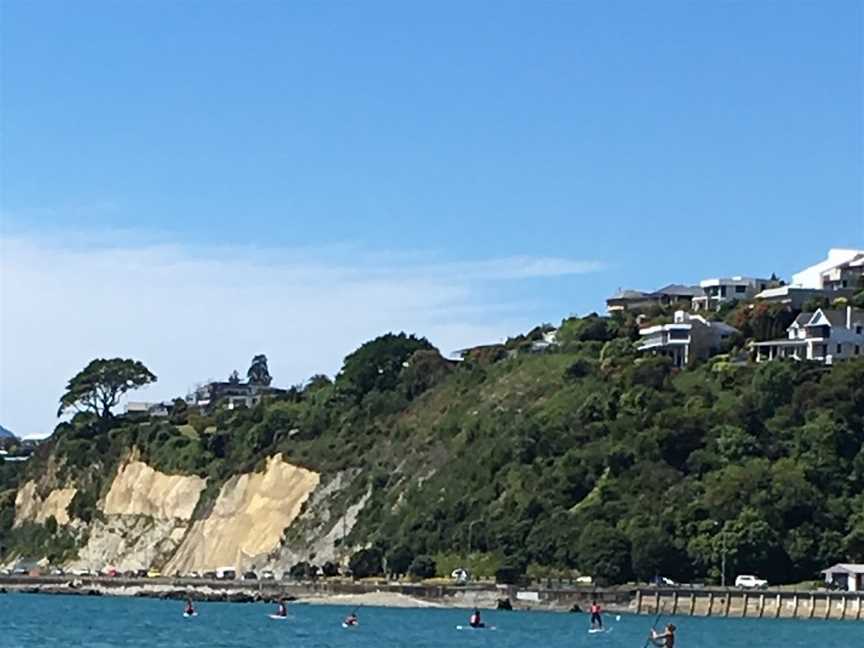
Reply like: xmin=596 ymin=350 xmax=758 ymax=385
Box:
xmin=467 ymin=520 xmax=482 ymax=557
xmin=713 ymin=521 xmax=727 ymax=588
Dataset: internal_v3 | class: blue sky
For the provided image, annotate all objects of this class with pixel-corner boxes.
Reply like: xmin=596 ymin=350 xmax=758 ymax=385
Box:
xmin=1 ymin=1 xmax=862 ymax=436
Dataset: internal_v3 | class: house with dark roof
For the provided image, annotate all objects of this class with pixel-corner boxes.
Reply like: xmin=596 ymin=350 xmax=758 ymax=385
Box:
xmin=606 ymin=285 xmax=704 ymax=314
xmin=752 ymin=307 xmax=864 ymax=364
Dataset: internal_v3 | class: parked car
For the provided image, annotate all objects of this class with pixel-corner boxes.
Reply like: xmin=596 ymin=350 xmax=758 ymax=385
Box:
xmin=650 ymin=576 xmax=677 ymax=587
xmin=735 ymin=574 xmax=768 ymax=589
xmin=186 ymin=571 xmax=201 ymax=579
xmin=146 ymin=569 xmax=162 ymax=579
xmin=260 ymin=570 xmax=275 ymax=580
xmin=0 ymin=568 xmax=11 ymax=575
xmin=135 ymin=569 xmax=148 ymax=578
xmin=216 ymin=567 xmax=236 ymax=580
xmin=243 ymin=571 xmax=258 ymax=580
xmin=12 ymin=568 xmax=28 ymax=576
xmin=50 ymin=568 xmax=65 ymax=576
xmin=575 ymin=575 xmax=593 ymax=585
xmin=71 ymin=568 xmax=92 ymax=577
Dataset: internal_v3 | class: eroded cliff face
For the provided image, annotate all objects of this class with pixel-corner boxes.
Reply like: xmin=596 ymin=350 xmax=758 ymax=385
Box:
xmin=66 ymin=458 xmax=208 ymax=571
xmin=164 ymin=454 xmax=320 ymax=572
xmin=102 ymin=460 xmax=205 ymax=520
xmin=14 ymin=481 xmax=77 ymax=526
xmin=10 ymin=451 xmax=360 ymax=573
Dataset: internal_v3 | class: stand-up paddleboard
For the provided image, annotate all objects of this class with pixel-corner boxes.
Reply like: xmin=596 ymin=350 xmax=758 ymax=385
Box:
xmin=588 ymin=627 xmax=612 ymax=634
xmin=456 ymin=625 xmax=496 ymax=631
xmin=342 ymin=622 xmax=359 ymax=629
xmin=183 ymin=612 xmax=198 ymax=618
xmin=269 ymin=614 xmax=289 ymax=620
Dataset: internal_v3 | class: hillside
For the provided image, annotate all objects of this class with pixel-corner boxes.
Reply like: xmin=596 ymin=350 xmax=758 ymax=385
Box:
xmin=1 ymin=317 xmax=863 ymax=585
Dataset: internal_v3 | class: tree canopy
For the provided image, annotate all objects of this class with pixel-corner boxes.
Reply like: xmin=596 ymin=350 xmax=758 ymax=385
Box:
xmin=57 ymin=358 xmax=156 ymax=419
xmin=247 ymin=354 xmax=272 ymax=386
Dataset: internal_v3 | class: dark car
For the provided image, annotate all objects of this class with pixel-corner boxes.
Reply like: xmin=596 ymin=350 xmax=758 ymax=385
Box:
xmin=243 ymin=571 xmax=258 ymax=580
xmin=202 ymin=571 xmax=217 ymax=580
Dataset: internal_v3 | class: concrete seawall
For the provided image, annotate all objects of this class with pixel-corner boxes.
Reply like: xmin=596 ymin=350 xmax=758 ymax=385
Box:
xmin=634 ymin=588 xmax=864 ymax=621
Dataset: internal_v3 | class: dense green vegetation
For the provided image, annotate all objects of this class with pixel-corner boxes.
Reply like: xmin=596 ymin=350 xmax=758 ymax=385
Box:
xmin=3 ymin=323 xmax=863 ymax=587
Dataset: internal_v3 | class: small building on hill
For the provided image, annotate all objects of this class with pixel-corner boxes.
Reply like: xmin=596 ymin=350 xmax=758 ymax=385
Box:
xmin=606 ymin=285 xmax=704 ymax=314
xmin=692 ymin=276 xmax=781 ymax=312
xmin=822 ymin=563 xmax=864 ymax=592
xmin=638 ymin=310 xmax=739 ymax=368
xmin=186 ymin=381 xmax=286 ymax=411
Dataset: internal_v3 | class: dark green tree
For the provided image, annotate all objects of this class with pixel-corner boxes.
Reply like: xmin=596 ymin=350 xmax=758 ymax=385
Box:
xmin=247 ymin=355 xmax=272 ymax=386
xmin=349 ymin=547 xmax=384 ymax=578
xmin=58 ymin=358 xmax=156 ymax=419
xmin=385 ymin=544 xmax=414 ymax=576
xmin=337 ymin=333 xmax=434 ymax=400
xmin=408 ymin=555 xmax=437 ymax=579
xmin=576 ymin=521 xmax=632 ymax=585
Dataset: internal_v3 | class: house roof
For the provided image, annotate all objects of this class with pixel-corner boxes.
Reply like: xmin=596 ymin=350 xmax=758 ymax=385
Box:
xmin=821 ymin=563 xmax=864 ymax=575
xmin=791 ymin=312 xmax=814 ymax=327
xmin=652 ymin=284 xmax=704 ymax=298
xmin=808 ymin=308 xmax=862 ymax=328
xmin=608 ymin=289 xmax=650 ymax=301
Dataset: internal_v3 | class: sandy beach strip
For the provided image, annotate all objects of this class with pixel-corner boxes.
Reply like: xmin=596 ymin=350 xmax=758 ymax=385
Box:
xmin=295 ymin=591 xmax=445 ymax=608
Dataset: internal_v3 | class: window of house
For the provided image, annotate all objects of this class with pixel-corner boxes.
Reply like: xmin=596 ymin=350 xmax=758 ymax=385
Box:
xmin=719 ymin=286 xmax=727 ymax=297
xmin=856 ymin=326 xmax=862 ymax=335
xmin=856 ymin=345 xmax=861 ymax=355
xmin=836 ymin=344 xmax=842 ymax=354
xmin=735 ymin=285 xmax=746 ymax=293
xmin=842 ymin=280 xmax=848 ymax=288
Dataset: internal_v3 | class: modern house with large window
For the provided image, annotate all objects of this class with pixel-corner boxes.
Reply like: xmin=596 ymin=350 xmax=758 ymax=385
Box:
xmin=691 ymin=276 xmax=781 ymax=311
xmin=752 ymin=306 xmax=864 ymax=364
xmin=638 ymin=310 xmax=739 ymax=368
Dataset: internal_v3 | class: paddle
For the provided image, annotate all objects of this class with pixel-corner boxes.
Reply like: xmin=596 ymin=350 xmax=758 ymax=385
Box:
xmin=642 ymin=608 xmax=664 ymax=648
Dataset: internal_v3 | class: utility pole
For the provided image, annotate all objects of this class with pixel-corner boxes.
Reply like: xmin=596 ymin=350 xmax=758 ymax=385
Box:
xmin=721 ymin=532 xmax=727 ymax=588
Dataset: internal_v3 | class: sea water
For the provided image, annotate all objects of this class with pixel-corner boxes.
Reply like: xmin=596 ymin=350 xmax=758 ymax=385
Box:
xmin=0 ymin=593 xmax=859 ymax=647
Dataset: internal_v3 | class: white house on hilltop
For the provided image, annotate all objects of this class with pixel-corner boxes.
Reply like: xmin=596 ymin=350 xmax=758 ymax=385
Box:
xmin=691 ymin=276 xmax=780 ymax=311
xmin=638 ymin=310 xmax=739 ymax=368
xmin=792 ymin=248 xmax=864 ymax=290
xmin=752 ymin=306 xmax=864 ymax=364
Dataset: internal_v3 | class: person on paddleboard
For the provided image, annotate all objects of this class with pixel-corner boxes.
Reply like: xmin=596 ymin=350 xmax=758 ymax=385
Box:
xmin=276 ymin=599 xmax=287 ymax=617
xmin=469 ymin=607 xmax=485 ymax=628
xmin=589 ymin=600 xmax=603 ymax=629
xmin=184 ymin=598 xmax=195 ymax=616
xmin=650 ymin=623 xmax=676 ymax=647
xmin=344 ymin=611 xmax=358 ymax=626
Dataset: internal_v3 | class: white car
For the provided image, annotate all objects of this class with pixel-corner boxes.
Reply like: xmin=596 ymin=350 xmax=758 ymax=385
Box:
xmin=735 ymin=574 xmax=768 ymax=589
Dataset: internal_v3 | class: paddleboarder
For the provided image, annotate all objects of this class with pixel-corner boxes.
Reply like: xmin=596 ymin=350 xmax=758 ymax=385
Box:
xmin=589 ymin=600 xmax=603 ymax=630
xmin=649 ymin=623 xmax=676 ymax=647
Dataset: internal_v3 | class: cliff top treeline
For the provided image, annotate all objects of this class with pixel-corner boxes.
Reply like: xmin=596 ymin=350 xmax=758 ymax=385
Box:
xmin=2 ymin=312 xmax=863 ymax=585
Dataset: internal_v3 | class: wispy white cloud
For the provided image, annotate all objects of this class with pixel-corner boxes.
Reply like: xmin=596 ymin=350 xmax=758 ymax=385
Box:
xmin=0 ymin=232 xmax=603 ymax=438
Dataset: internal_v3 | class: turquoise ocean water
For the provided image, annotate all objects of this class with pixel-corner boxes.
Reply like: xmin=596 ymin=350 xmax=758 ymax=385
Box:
xmin=0 ymin=593 xmax=859 ymax=647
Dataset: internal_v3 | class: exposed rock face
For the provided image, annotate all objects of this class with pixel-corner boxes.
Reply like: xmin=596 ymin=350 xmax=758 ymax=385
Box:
xmin=14 ymin=481 xmax=77 ymax=526
xmin=11 ymin=453 xmax=331 ymax=574
xmin=71 ymin=517 xmax=189 ymax=572
xmin=164 ymin=454 xmax=320 ymax=572
xmin=102 ymin=460 xmax=206 ymax=520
